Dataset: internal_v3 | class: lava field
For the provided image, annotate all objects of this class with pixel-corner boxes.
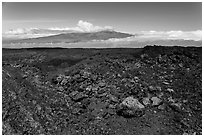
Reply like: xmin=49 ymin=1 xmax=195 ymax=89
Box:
xmin=2 ymin=45 xmax=202 ymax=135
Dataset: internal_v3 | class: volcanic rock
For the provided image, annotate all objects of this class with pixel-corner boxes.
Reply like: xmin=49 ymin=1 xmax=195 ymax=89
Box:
xmin=69 ymin=91 xmax=88 ymax=101
xmin=2 ymin=46 xmax=201 ymax=135
xmin=142 ymin=97 xmax=151 ymax=106
xmin=116 ymin=96 xmax=145 ymax=117
xmin=151 ymin=97 xmax=162 ymax=106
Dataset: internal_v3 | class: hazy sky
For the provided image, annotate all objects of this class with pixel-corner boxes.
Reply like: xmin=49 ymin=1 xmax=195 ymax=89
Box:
xmin=3 ymin=2 xmax=202 ymax=33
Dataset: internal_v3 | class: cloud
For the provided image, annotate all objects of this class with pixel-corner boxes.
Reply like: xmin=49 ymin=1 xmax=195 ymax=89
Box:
xmin=3 ymin=20 xmax=202 ymax=42
xmin=77 ymin=20 xmax=113 ymax=32
xmin=3 ymin=28 xmax=62 ymax=39
xmin=3 ymin=20 xmax=114 ymax=39
xmin=138 ymin=30 xmax=202 ymax=41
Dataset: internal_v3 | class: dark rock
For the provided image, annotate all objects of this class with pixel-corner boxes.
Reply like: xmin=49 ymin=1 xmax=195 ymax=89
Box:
xmin=2 ymin=46 xmax=201 ymax=135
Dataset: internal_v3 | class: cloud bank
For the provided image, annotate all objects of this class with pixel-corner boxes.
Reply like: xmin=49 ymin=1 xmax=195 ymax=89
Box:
xmin=3 ymin=20 xmax=202 ymax=41
xmin=103 ymin=30 xmax=202 ymax=42
xmin=139 ymin=30 xmax=202 ymax=41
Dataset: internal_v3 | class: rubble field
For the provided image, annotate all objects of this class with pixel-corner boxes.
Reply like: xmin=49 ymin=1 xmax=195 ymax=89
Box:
xmin=2 ymin=45 xmax=202 ymax=135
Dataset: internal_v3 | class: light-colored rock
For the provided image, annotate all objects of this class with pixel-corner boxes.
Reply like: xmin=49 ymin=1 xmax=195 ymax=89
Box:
xmin=171 ymin=102 xmax=182 ymax=109
xmin=122 ymin=96 xmax=145 ymax=109
xmin=158 ymin=104 xmax=166 ymax=110
xmin=69 ymin=91 xmax=87 ymax=101
xmin=117 ymin=97 xmax=145 ymax=118
xmin=142 ymin=97 xmax=151 ymax=106
xmin=162 ymin=81 xmax=170 ymax=85
xmin=166 ymin=88 xmax=174 ymax=93
xmin=109 ymin=95 xmax=118 ymax=103
xmin=151 ymin=97 xmax=162 ymax=106
xmin=156 ymin=86 xmax=162 ymax=92
xmin=148 ymin=86 xmax=156 ymax=92
xmin=158 ymin=92 xmax=164 ymax=98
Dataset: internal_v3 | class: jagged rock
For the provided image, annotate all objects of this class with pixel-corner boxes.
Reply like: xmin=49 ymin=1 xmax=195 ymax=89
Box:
xmin=72 ymin=107 xmax=84 ymax=115
xmin=151 ymin=97 xmax=162 ymax=106
xmin=156 ymin=86 xmax=162 ymax=92
xmin=142 ymin=97 xmax=151 ymax=106
xmin=97 ymin=89 xmax=106 ymax=94
xmin=86 ymin=85 xmax=92 ymax=92
xmin=81 ymin=71 xmax=91 ymax=79
xmin=158 ymin=92 xmax=164 ymax=98
xmin=73 ymin=74 xmax=81 ymax=80
xmin=3 ymin=46 xmax=201 ymax=135
xmin=116 ymin=96 xmax=145 ymax=117
xmin=91 ymin=75 xmax=98 ymax=81
xmin=121 ymin=97 xmax=145 ymax=109
xmin=69 ymin=91 xmax=88 ymax=101
xmin=109 ymin=94 xmax=118 ymax=103
xmin=109 ymin=104 xmax=116 ymax=109
xmin=56 ymin=74 xmax=64 ymax=83
xmin=148 ymin=86 xmax=157 ymax=92
xmin=97 ymin=92 xmax=108 ymax=98
xmin=98 ymin=81 xmax=106 ymax=88
xmin=60 ymin=76 xmax=71 ymax=85
xmin=158 ymin=104 xmax=166 ymax=110
xmin=168 ymin=96 xmax=176 ymax=103
xmin=166 ymin=88 xmax=174 ymax=93
xmin=92 ymin=86 xmax=99 ymax=92
xmin=58 ymin=86 xmax=64 ymax=92
xmin=169 ymin=102 xmax=182 ymax=112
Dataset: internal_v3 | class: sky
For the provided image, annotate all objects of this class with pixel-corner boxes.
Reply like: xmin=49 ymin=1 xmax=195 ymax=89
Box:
xmin=2 ymin=2 xmax=202 ymax=40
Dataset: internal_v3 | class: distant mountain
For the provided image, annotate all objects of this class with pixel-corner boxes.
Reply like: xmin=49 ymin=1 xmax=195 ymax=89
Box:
xmin=4 ymin=30 xmax=133 ymax=44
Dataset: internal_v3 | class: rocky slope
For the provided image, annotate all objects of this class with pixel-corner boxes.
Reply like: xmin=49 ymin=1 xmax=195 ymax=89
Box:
xmin=2 ymin=46 xmax=202 ymax=135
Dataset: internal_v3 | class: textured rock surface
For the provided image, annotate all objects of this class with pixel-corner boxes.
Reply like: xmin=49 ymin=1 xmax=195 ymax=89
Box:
xmin=2 ymin=46 xmax=202 ymax=135
xmin=121 ymin=97 xmax=145 ymax=109
xmin=116 ymin=96 xmax=145 ymax=118
xmin=151 ymin=97 xmax=162 ymax=106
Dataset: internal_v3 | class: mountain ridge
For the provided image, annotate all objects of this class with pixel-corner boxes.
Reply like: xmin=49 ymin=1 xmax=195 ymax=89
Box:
xmin=3 ymin=30 xmax=134 ymax=44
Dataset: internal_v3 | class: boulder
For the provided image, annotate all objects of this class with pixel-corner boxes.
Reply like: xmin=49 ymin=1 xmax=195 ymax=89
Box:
xmin=151 ymin=97 xmax=162 ymax=106
xmin=142 ymin=97 xmax=151 ymax=106
xmin=121 ymin=96 xmax=145 ymax=109
xmin=116 ymin=96 xmax=145 ymax=117
xmin=158 ymin=104 xmax=166 ymax=110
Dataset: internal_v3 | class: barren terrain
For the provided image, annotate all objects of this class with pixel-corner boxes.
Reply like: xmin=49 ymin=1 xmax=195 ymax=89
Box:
xmin=2 ymin=45 xmax=202 ymax=135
